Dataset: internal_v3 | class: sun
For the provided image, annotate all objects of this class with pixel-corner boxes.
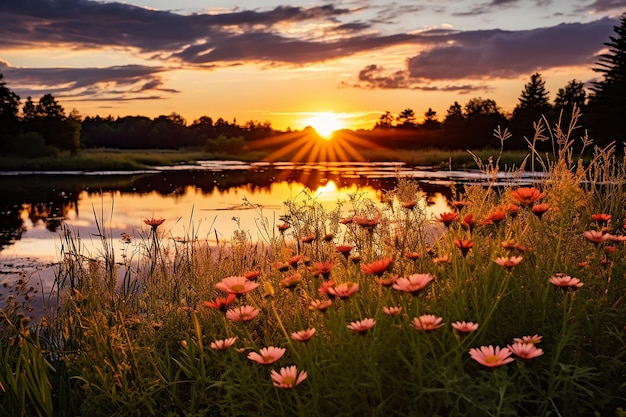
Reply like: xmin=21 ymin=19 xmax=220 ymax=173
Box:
xmin=303 ymin=112 xmax=344 ymax=139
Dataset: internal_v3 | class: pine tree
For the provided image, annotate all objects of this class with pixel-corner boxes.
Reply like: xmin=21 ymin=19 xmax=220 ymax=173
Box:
xmin=554 ymin=80 xmax=586 ymax=112
xmin=587 ymin=13 xmax=626 ymax=145
xmin=514 ymin=72 xmax=551 ymax=115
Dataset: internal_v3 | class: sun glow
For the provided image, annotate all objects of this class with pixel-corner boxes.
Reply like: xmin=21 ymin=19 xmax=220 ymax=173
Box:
xmin=303 ymin=112 xmax=344 ymax=139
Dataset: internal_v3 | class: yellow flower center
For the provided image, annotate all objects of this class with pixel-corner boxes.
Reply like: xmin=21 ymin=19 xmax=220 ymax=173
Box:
xmin=231 ymin=284 xmax=244 ymax=292
xmin=485 ymin=355 xmax=499 ymax=364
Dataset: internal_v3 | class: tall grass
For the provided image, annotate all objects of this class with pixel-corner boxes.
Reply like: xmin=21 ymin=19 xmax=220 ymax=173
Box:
xmin=2 ymin=114 xmax=626 ymax=416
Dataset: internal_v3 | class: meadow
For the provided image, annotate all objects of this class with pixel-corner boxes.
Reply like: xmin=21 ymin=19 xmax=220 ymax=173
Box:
xmin=1 ymin=118 xmax=625 ymax=416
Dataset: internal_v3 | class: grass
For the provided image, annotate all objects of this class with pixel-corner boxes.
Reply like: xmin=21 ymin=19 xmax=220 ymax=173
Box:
xmin=1 ymin=116 xmax=626 ymax=416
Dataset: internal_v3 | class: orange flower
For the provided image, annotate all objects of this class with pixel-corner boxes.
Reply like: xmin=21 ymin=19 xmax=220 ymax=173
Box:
xmin=392 ymin=273 xmax=435 ymax=295
xmin=482 ymin=208 xmax=506 ymax=225
xmin=203 ymin=293 xmax=236 ymax=312
xmin=244 ymin=270 xmax=260 ymax=280
xmin=215 ymin=276 xmax=259 ymax=295
xmin=401 ymin=200 xmax=417 ymax=209
xmin=360 ymin=256 xmax=393 ymax=276
xmin=280 ymin=273 xmax=302 ymax=289
xmin=347 ymin=318 xmax=376 ymax=334
xmin=291 ymin=328 xmax=316 ymax=343
xmin=591 ymin=213 xmax=611 ymax=225
xmin=451 ymin=321 xmax=479 ymax=333
xmin=454 ymin=238 xmax=474 ymax=257
xmin=271 ymin=365 xmax=308 ymax=388
xmin=277 ymin=222 xmax=290 ymax=232
xmin=462 ymin=213 xmax=476 ymax=230
xmin=301 ymin=234 xmax=316 ymax=243
xmin=144 ymin=216 xmax=165 ymax=231
xmin=504 ymin=203 xmax=520 ymax=217
xmin=339 ymin=217 xmax=353 ymax=225
xmin=510 ymin=187 xmax=545 ymax=206
xmin=317 ymin=280 xmax=336 ymax=297
xmin=247 ymin=346 xmax=286 ymax=365
xmin=451 ymin=200 xmax=470 ymax=210
xmin=312 ymin=261 xmax=334 ymax=279
xmin=531 ymin=203 xmax=550 ymax=219
xmin=403 ymin=251 xmax=421 ymax=260
xmin=377 ymin=274 xmax=399 ymax=287
xmin=513 ymin=334 xmax=542 ymax=345
xmin=210 ymin=337 xmax=238 ymax=350
xmin=438 ymin=212 xmax=459 ymax=227
xmin=508 ymin=342 xmax=544 ymax=360
xmin=382 ymin=306 xmax=402 ymax=316
xmin=412 ymin=314 xmax=444 ymax=331
xmin=336 ymin=245 xmax=354 ymax=258
xmin=353 ymin=213 xmax=381 ymax=228
xmin=494 ymin=256 xmax=523 ymax=269
xmin=469 ymin=345 xmax=514 ymax=368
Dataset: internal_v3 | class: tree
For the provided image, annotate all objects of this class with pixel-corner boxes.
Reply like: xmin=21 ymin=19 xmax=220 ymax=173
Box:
xmin=587 ymin=13 xmax=626 ymax=145
xmin=0 ymin=71 xmax=21 ymax=146
xmin=514 ymin=72 xmax=551 ymax=115
xmin=463 ymin=97 xmax=502 ymax=119
xmin=375 ymin=111 xmax=394 ymax=128
xmin=444 ymin=102 xmax=463 ymax=124
xmin=554 ymin=79 xmax=586 ymax=112
xmin=422 ymin=108 xmax=441 ymax=130
xmin=397 ymin=108 xmax=417 ymax=128
xmin=37 ymin=93 xmax=65 ymax=120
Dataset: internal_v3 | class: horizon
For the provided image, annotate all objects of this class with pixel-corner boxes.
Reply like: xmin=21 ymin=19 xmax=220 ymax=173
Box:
xmin=1 ymin=0 xmax=625 ymax=131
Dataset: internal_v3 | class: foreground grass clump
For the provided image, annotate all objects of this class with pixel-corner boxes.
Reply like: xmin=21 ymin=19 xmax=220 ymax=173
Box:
xmin=2 ymin=120 xmax=626 ymax=416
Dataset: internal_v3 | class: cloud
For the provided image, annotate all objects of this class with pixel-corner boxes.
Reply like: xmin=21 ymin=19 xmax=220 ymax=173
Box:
xmin=581 ymin=0 xmax=626 ymax=13
xmin=0 ymin=62 xmax=177 ymax=101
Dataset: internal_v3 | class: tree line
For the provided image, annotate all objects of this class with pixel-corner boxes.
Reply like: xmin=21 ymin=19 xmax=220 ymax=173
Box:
xmin=0 ymin=13 xmax=624 ymax=156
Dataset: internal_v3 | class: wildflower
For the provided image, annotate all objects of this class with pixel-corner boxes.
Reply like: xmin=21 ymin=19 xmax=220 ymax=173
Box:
xmin=378 ymin=274 xmax=399 ymax=287
xmin=263 ymin=282 xmax=275 ymax=298
xmin=403 ymin=251 xmax=421 ymax=260
xmin=273 ymin=261 xmax=290 ymax=272
xmin=508 ymin=342 xmax=544 ymax=360
xmin=244 ymin=270 xmax=260 ymax=281
xmin=301 ymin=234 xmax=316 ymax=243
xmin=494 ymin=256 xmax=523 ymax=269
xmin=438 ymin=212 xmax=459 ymax=227
xmin=382 ymin=306 xmax=402 ymax=316
xmin=247 ymin=346 xmax=286 ymax=365
xmin=451 ymin=321 xmax=479 ymax=333
xmin=317 ymin=280 xmax=336 ymax=297
xmin=225 ymin=305 xmax=260 ymax=322
xmin=291 ymin=328 xmax=316 ymax=343
xmin=210 ymin=337 xmax=237 ymax=350
xmin=271 ymin=365 xmax=308 ymax=388
xmin=510 ymin=187 xmax=545 ymax=206
xmin=432 ymin=254 xmax=450 ymax=265
xmin=462 ymin=213 xmax=476 ymax=231
xmin=504 ymin=203 xmax=520 ymax=217
xmin=591 ymin=213 xmax=611 ymax=225
xmin=144 ymin=216 xmax=165 ymax=231
xmin=312 ymin=261 xmax=334 ymax=279
xmin=451 ymin=200 xmax=470 ymax=210
xmin=215 ymin=275 xmax=259 ymax=296
xmin=607 ymin=234 xmax=626 ymax=242
xmin=328 ymin=282 xmax=359 ymax=299
xmin=339 ymin=217 xmax=353 ymax=225
xmin=309 ymin=299 xmax=333 ymax=312
xmin=288 ymin=255 xmax=303 ymax=266
xmin=513 ymin=334 xmax=543 ymax=345
xmin=361 ymin=256 xmax=393 ymax=276
xmin=203 ymin=293 xmax=236 ymax=312
xmin=482 ymin=208 xmax=507 ymax=225
xmin=392 ymin=273 xmax=435 ymax=295
xmin=412 ymin=314 xmax=444 ymax=331
xmin=454 ymin=239 xmax=474 ymax=257
xmin=469 ymin=345 xmax=514 ymax=368
xmin=277 ymin=222 xmax=290 ymax=232
xmin=549 ymin=274 xmax=583 ymax=289
xmin=347 ymin=318 xmax=376 ymax=334
xmin=531 ymin=203 xmax=550 ymax=219
xmin=336 ymin=245 xmax=353 ymax=258
xmin=583 ymin=230 xmax=609 ymax=245
xmin=501 ymin=239 xmax=525 ymax=252
xmin=353 ymin=212 xmax=381 ymax=228
xmin=280 ymin=273 xmax=302 ymax=290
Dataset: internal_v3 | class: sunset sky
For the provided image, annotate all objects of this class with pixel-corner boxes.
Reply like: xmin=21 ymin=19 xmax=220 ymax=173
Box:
xmin=1 ymin=0 xmax=625 ymax=131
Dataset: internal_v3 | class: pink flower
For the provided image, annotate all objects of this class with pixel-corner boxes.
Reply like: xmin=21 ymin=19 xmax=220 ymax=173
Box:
xmin=549 ymin=274 xmax=583 ymax=289
xmin=360 ymin=257 xmax=393 ymax=276
xmin=392 ymin=273 xmax=435 ymax=295
xmin=291 ymin=328 xmax=316 ymax=343
xmin=347 ymin=318 xmax=376 ymax=334
xmin=210 ymin=337 xmax=237 ymax=350
xmin=225 ymin=305 xmax=260 ymax=322
xmin=513 ymin=334 xmax=543 ymax=345
xmin=469 ymin=345 xmax=514 ymax=368
xmin=317 ymin=280 xmax=336 ymax=297
xmin=279 ymin=273 xmax=302 ymax=289
xmin=312 ymin=261 xmax=334 ymax=279
xmin=247 ymin=346 xmax=286 ymax=365
xmin=270 ymin=365 xmax=308 ymax=388
xmin=494 ymin=256 xmax=523 ymax=269
xmin=215 ymin=275 xmax=259 ymax=295
xmin=451 ymin=321 xmax=479 ymax=333
xmin=382 ymin=306 xmax=402 ymax=316
xmin=583 ymin=230 xmax=609 ymax=245
xmin=309 ymin=299 xmax=333 ymax=312
xmin=412 ymin=314 xmax=444 ymax=331
xmin=328 ymin=282 xmax=359 ymax=299
xmin=508 ymin=342 xmax=544 ymax=360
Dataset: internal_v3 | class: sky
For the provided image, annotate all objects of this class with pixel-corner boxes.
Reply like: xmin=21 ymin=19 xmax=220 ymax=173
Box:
xmin=1 ymin=0 xmax=625 ymax=131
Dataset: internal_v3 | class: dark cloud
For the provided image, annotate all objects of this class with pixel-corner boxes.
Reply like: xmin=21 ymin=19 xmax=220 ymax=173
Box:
xmin=0 ymin=62 xmax=177 ymax=101
xmin=406 ymin=18 xmax=615 ymax=80
xmin=581 ymin=0 xmax=626 ymax=13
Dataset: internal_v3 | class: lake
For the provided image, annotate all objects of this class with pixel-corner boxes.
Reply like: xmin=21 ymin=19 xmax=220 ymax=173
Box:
xmin=0 ymin=160 xmax=543 ymax=295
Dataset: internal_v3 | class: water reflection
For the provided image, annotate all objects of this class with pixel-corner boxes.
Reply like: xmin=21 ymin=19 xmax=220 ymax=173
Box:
xmin=0 ymin=162 xmax=458 ymax=266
